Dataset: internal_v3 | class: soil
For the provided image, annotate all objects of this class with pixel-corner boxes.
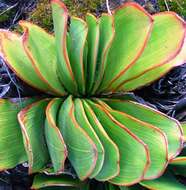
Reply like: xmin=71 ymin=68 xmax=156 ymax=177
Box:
xmin=135 ymin=63 xmax=186 ymax=122
xmin=0 ymin=0 xmax=185 ymax=189
xmin=0 ymin=0 xmax=37 ymax=29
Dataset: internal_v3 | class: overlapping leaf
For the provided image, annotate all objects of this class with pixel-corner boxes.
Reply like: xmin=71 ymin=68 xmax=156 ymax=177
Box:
xmin=45 ymin=98 xmax=67 ymax=173
xmin=20 ymin=21 xmax=66 ymax=96
xmin=0 ymin=0 xmax=185 ymax=189
xmin=0 ymin=31 xmax=56 ymax=94
xmin=0 ymin=98 xmax=36 ymax=170
xmin=0 ymin=0 xmax=185 ymax=94
xmin=74 ymin=98 xmax=104 ymax=178
xmin=102 ymin=99 xmax=183 ymax=159
xmin=140 ymin=171 xmax=186 ymax=190
xmin=51 ymin=0 xmax=77 ymax=94
xmin=82 ymin=100 xmax=120 ymax=181
xmin=31 ymin=174 xmax=82 ymax=190
xmin=86 ymin=100 xmax=149 ymax=186
xmin=181 ymin=122 xmax=186 ymax=141
xmin=58 ymin=96 xmax=97 ymax=180
xmin=98 ymin=2 xmax=153 ymax=93
xmin=67 ymin=17 xmax=87 ymax=95
xmin=105 ymin=12 xmax=186 ymax=93
xmin=96 ymin=99 xmax=168 ymax=180
xmin=18 ymin=99 xmax=50 ymax=174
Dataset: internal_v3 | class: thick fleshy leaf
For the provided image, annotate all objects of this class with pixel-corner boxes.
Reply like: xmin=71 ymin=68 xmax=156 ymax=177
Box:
xmin=119 ymin=184 xmax=144 ymax=190
xmin=103 ymin=99 xmax=183 ymax=159
xmin=31 ymin=174 xmax=81 ymax=189
xmin=117 ymin=37 xmax=186 ymax=91
xmin=35 ymin=188 xmax=79 ymax=190
xmin=45 ymin=98 xmax=67 ymax=173
xmin=86 ymin=14 xmax=100 ymax=93
xmin=181 ymin=122 xmax=186 ymax=142
xmin=114 ymin=12 xmax=186 ymax=92
xmin=171 ymin=157 xmax=186 ymax=166
xmin=170 ymin=152 xmax=186 ymax=177
xmin=0 ymin=31 xmax=53 ymax=94
xmin=92 ymin=14 xmax=115 ymax=94
xmin=67 ymin=17 xmax=87 ymax=95
xmin=97 ymin=100 xmax=168 ymax=180
xmin=98 ymin=2 xmax=153 ymax=93
xmin=58 ymin=96 xmax=97 ymax=180
xmin=19 ymin=21 xmax=66 ymax=96
xmin=82 ymin=100 xmax=120 ymax=181
xmin=87 ymin=100 xmax=149 ymax=186
xmin=0 ymin=98 xmax=36 ymax=170
xmin=51 ymin=0 xmax=77 ymax=94
xmin=119 ymin=187 xmax=131 ymax=190
xmin=140 ymin=171 xmax=186 ymax=190
xmin=83 ymin=41 xmax=88 ymax=85
xmin=105 ymin=183 xmax=120 ymax=190
xmin=18 ymin=99 xmax=50 ymax=174
xmin=74 ymin=99 xmax=104 ymax=178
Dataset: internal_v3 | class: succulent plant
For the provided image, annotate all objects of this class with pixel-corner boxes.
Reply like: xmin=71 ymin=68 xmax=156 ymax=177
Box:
xmin=0 ymin=0 xmax=186 ymax=189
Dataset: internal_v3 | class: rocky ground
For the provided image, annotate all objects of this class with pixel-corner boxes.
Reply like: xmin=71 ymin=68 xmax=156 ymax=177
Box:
xmin=0 ymin=0 xmax=186 ymax=189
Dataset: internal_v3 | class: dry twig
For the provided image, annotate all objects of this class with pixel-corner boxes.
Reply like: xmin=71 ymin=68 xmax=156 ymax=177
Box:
xmin=106 ymin=0 xmax=112 ymax=15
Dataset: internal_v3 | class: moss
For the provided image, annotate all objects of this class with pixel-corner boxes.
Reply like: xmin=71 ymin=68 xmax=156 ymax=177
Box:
xmin=25 ymin=0 xmax=104 ymax=32
xmin=63 ymin=0 xmax=104 ymax=17
xmin=0 ymin=6 xmax=16 ymax=26
xmin=0 ymin=13 xmax=10 ymax=23
xmin=158 ymin=0 xmax=186 ymax=18
xmin=17 ymin=0 xmax=186 ymax=33
xmin=28 ymin=0 xmax=53 ymax=32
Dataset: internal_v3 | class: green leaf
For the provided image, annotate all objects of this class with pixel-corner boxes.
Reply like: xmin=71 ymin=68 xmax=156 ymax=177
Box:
xmin=82 ymin=100 xmax=120 ymax=181
xmin=181 ymin=122 xmax=186 ymax=142
xmin=119 ymin=184 xmax=144 ymax=190
xmin=103 ymin=99 xmax=183 ymax=159
xmin=92 ymin=14 xmax=115 ymax=94
xmin=58 ymin=96 xmax=97 ymax=180
xmin=74 ymin=99 xmax=104 ymax=178
xmin=86 ymin=14 xmax=100 ymax=93
xmin=36 ymin=188 xmax=78 ymax=190
xmin=97 ymin=100 xmax=168 ymax=180
xmin=18 ymin=99 xmax=50 ymax=173
xmin=0 ymin=98 xmax=36 ymax=170
xmin=0 ymin=31 xmax=53 ymax=94
xmin=51 ymin=0 xmax=77 ymax=94
xmin=87 ymin=100 xmax=149 ymax=186
xmin=83 ymin=41 xmax=88 ymax=86
xmin=98 ymin=2 xmax=153 ymax=93
xmin=19 ymin=21 xmax=66 ymax=96
xmin=114 ymin=12 xmax=186 ymax=92
xmin=105 ymin=183 xmax=120 ymax=190
xmin=140 ymin=171 xmax=186 ymax=190
xmin=31 ymin=174 xmax=81 ymax=189
xmin=67 ymin=17 xmax=87 ymax=95
xmin=116 ymin=36 xmax=186 ymax=91
xmin=171 ymin=157 xmax=186 ymax=166
xmin=170 ymin=155 xmax=186 ymax=177
xmin=45 ymin=98 xmax=67 ymax=173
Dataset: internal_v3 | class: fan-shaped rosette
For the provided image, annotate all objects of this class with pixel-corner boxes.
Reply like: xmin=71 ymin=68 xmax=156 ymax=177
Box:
xmin=0 ymin=0 xmax=185 ymax=189
xmin=0 ymin=0 xmax=185 ymax=95
xmin=0 ymin=96 xmax=184 ymax=186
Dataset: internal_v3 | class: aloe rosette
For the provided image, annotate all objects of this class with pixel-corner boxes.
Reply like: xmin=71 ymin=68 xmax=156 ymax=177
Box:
xmin=0 ymin=0 xmax=186 ymax=189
